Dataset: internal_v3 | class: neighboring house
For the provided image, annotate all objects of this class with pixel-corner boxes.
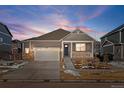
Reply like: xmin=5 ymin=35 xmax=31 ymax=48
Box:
xmin=23 ymin=28 xmax=96 ymax=61
xmin=101 ymin=24 xmax=124 ymax=61
xmin=0 ymin=23 xmax=13 ymax=60
xmin=11 ymin=40 xmax=22 ymax=60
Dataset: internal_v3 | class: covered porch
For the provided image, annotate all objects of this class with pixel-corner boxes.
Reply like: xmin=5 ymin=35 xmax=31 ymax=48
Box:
xmin=61 ymin=41 xmax=94 ymax=59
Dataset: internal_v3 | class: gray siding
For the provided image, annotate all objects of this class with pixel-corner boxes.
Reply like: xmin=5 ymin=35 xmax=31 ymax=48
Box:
xmin=123 ymin=45 xmax=124 ymax=60
xmin=107 ymin=32 xmax=120 ymax=43
xmin=122 ymin=30 xmax=124 ymax=43
xmin=63 ymin=33 xmax=95 ymax=41
xmin=0 ymin=44 xmax=11 ymax=52
xmin=31 ymin=41 xmax=61 ymax=48
xmin=0 ymin=33 xmax=12 ymax=60
xmin=103 ymin=45 xmax=113 ymax=54
xmin=0 ymin=33 xmax=12 ymax=52
xmin=24 ymin=40 xmax=61 ymax=49
xmin=0 ymin=33 xmax=12 ymax=45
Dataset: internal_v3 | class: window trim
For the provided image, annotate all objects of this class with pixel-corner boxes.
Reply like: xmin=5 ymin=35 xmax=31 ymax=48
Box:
xmin=0 ymin=37 xmax=3 ymax=43
xmin=75 ymin=43 xmax=86 ymax=52
xmin=25 ymin=48 xmax=29 ymax=54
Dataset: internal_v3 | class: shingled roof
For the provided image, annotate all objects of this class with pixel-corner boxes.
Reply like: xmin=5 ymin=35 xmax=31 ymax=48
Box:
xmin=101 ymin=24 xmax=124 ymax=39
xmin=25 ymin=28 xmax=70 ymax=41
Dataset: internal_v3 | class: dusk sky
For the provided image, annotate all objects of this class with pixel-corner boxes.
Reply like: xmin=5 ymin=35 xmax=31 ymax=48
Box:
xmin=0 ymin=5 xmax=124 ymax=40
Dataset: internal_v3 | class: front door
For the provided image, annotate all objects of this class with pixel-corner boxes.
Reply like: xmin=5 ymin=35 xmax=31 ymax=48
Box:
xmin=64 ymin=44 xmax=69 ymax=56
xmin=114 ymin=45 xmax=121 ymax=60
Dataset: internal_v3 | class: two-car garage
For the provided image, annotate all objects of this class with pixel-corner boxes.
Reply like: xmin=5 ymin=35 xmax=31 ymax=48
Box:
xmin=33 ymin=47 xmax=60 ymax=61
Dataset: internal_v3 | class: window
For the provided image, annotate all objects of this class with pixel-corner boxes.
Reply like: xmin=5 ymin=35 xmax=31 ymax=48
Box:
xmin=76 ymin=43 xmax=86 ymax=51
xmin=0 ymin=38 xmax=3 ymax=43
xmin=25 ymin=48 xmax=29 ymax=54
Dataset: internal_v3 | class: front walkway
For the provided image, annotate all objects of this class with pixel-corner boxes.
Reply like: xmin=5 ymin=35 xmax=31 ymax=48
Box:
xmin=64 ymin=57 xmax=80 ymax=76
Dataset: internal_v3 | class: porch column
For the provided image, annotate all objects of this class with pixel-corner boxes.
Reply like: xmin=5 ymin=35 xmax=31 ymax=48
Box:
xmin=62 ymin=41 xmax=64 ymax=58
xmin=113 ymin=45 xmax=115 ymax=60
xmin=22 ymin=42 xmax=25 ymax=59
xmin=120 ymin=31 xmax=122 ymax=43
xmin=121 ymin=44 xmax=123 ymax=59
xmin=29 ymin=40 xmax=31 ymax=52
xmin=92 ymin=41 xmax=94 ymax=57
xmin=70 ymin=42 xmax=72 ymax=58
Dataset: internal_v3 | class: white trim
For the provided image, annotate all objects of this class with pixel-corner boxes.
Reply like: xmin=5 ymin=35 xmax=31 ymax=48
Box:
xmin=22 ymin=42 xmax=25 ymax=53
xmin=29 ymin=41 xmax=31 ymax=51
xmin=0 ymin=31 xmax=12 ymax=37
xmin=70 ymin=42 xmax=72 ymax=58
xmin=113 ymin=45 xmax=115 ymax=55
xmin=60 ymin=32 xmax=72 ymax=41
xmin=119 ymin=27 xmax=124 ymax=31
xmin=92 ymin=41 xmax=94 ymax=57
xmin=102 ymin=44 xmax=113 ymax=47
xmin=23 ymin=40 xmax=60 ymax=42
xmin=121 ymin=44 xmax=123 ymax=59
xmin=63 ymin=41 xmax=93 ymax=43
xmin=30 ymin=40 xmax=60 ymax=42
xmin=0 ymin=43 xmax=11 ymax=46
xmin=120 ymin=31 xmax=122 ymax=43
xmin=61 ymin=41 xmax=64 ymax=58
xmin=105 ymin=37 xmax=107 ymax=41
xmin=102 ymin=39 xmax=113 ymax=47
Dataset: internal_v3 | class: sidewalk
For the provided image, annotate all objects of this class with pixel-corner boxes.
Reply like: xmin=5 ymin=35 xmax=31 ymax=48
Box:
xmin=110 ymin=61 xmax=124 ymax=68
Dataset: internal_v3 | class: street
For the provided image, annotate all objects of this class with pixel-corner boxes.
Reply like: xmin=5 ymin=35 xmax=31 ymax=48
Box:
xmin=0 ymin=82 xmax=124 ymax=88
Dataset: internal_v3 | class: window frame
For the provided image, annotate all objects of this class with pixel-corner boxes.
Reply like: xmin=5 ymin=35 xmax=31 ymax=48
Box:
xmin=0 ymin=37 xmax=3 ymax=43
xmin=25 ymin=48 xmax=29 ymax=54
xmin=75 ymin=43 xmax=86 ymax=52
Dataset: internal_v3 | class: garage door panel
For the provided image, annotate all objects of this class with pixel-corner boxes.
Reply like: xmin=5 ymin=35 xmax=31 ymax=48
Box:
xmin=34 ymin=48 xmax=60 ymax=61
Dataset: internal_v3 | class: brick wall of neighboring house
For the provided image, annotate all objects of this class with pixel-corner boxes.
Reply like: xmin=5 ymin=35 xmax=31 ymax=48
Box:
xmin=11 ymin=40 xmax=22 ymax=60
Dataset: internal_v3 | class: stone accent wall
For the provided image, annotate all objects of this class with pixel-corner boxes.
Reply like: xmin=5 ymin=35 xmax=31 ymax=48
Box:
xmin=72 ymin=51 xmax=92 ymax=58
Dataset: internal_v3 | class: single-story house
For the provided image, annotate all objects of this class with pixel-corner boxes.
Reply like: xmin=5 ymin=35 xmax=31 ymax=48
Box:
xmin=0 ymin=22 xmax=13 ymax=60
xmin=101 ymin=24 xmax=124 ymax=61
xmin=23 ymin=28 xmax=96 ymax=61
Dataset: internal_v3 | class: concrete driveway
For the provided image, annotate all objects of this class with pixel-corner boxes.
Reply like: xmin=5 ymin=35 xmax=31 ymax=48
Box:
xmin=0 ymin=61 xmax=60 ymax=80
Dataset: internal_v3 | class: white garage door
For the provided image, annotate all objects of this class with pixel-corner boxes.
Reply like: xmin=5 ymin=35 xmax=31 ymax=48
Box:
xmin=34 ymin=47 xmax=60 ymax=61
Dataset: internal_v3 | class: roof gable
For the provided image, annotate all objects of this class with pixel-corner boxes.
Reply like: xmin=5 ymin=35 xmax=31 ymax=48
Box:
xmin=25 ymin=28 xmax=70 ymax=41
xmin=0 ymin=23 xmax=13 ymax=37
xmin=102 ymin=40 xmax=113 ymax=47
xmin=101 ymin=24 xmax=124 ymax=39
xmin=73 ymin=29 xmax=84 ymax=33
xmin=63 ymin=29 xmax=96 ymax=41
